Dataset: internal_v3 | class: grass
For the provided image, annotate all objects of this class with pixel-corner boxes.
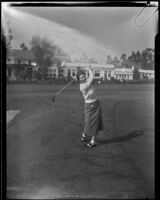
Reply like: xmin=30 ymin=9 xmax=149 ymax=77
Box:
xmin=7 ymin=83 xmax=154 ymax=199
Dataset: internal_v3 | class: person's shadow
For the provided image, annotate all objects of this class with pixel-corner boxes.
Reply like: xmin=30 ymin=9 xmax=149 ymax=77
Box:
xmin=96 ymin=130 xmax=144 ymax=146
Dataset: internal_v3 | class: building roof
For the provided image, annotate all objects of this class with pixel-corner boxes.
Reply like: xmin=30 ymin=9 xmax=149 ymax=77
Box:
xmin=114 ymin=68 xmax=133 ymax=72
xmin=139 ymin=69 xmax=154 ymax=73
xmin=61 ymin=62 xmax=114 ymax=69
xmin=114 ymin=68 xmax=133 ymax=75
xmin=7 ymin=49 xmax=35 ymax=60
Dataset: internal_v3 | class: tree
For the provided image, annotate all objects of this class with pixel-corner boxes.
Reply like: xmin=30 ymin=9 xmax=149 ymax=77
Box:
xmin=2 ymin=26 xmax=6 ymax=44
xmin=106 ymin=54 xmax=113 ymax=64
xmin=135 ymin=51 xmax=141 ymax=64
xmin=120 ymin=53 xmax=127 ymax=67
xmin=52 ymin=45 xmax=70 ymax=63
xmin=30 ymin=35 xmax=54 ymax=78
xmin=133 ymin=67 xmax=140 ymax=80
xmin=75 ymin=52 xmax=98 ymax=63
xmin=128 ymin=51 xmax=141 ymax=68
xmin=113 ymin=56 xmax=120 ymax=67
xmin=30 ymin=35 xmax=43 ymax=66
xmin=88 ymin=56 xmax=98 ymax=64
xmin=141 ymin=48 xmax=154 ymax=70
xmin=128 ymin=51 xmax=136 ymax=62
xmin=30 ymin=35 xmax=69 ymax=79
xmin=3 ymin=22 xmax=15 ymax=80
xmin=124 ymin=59 xmax=133 ymax=68
xmin=120 ymin=53 xmax=127 ymax=60
xmin=20 ymin=43 xmax=28 ymax=50
xmin=127 ymin=48 xmax=154 ymax=70
xmin=120 ymin=53 xmax=135 ymax=68
xmin=4 ymin=21 xmax=14 ymax=54
xmin=7 ymin=24 xmax=13 ymax=49
xmin=79 ymin=52 xmax=89 ymax=63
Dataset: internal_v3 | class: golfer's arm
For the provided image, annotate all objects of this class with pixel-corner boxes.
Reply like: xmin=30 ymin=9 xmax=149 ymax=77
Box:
xmin=85 ymin=68 xmax=94 ymax=90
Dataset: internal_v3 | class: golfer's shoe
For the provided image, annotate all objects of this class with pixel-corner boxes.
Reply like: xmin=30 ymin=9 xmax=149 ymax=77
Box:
xmin=86 ymin=142 xmax=96 ymax=148
xmin=81 ymin=135 xmax=86 ymax=141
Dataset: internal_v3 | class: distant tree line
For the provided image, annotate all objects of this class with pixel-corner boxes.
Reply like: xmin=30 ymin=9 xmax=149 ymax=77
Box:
xmin=106 ymin=49 xmax=154 ymax=70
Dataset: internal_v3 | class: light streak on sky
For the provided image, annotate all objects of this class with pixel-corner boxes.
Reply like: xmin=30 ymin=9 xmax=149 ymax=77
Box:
xmin=2 ymin=3 xmax=158 ymax=63
xmin=2 ymin=5 xmax=116 ymax=63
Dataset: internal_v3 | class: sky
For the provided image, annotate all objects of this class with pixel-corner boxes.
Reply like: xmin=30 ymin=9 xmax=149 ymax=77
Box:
xmin=2 ymin=2 xmax=158 ymax=63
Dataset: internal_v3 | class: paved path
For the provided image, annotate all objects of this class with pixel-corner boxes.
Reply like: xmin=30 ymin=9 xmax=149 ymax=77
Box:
xmin=7 ymin=94 xmax=154 ymax=199
xmin=7 ymin=110 xmax=20 ymax=123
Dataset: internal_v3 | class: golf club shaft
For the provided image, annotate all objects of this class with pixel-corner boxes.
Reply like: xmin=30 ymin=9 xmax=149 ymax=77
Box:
xmin=55 ymin=79 xmax=74 ymax=96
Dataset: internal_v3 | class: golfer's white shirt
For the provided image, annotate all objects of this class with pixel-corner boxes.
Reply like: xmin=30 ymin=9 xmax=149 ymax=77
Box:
xmin=80 ymin=83 xmax=97 ymax=103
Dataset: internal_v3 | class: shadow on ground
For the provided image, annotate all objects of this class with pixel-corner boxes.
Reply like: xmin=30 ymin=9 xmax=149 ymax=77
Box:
xmin=96 ymin=130 xmax=144 ymax=146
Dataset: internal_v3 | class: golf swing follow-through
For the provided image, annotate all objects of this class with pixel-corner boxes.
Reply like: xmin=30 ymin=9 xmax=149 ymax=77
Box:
xmin=52 ymin=65 xmax=103 ymax=148
xmin=79 ymin=65 xmax=104 ymax=148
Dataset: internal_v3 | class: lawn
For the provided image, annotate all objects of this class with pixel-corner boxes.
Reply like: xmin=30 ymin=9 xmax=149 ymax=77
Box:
xmin=6 ymin=83 xmax=154 ymax=199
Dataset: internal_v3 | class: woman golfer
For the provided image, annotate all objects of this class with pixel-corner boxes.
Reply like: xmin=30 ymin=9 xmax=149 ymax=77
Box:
xmin=79 ymin=65 xmax=103 ymax=148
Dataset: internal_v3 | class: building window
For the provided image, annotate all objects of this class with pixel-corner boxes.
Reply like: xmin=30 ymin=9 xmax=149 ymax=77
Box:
xmin=60 ymin=69 xmax=64 ymax=76
xmin=72 ymin=69 xmax=76 ymax=76
xmin=14 ymin=58 xmax=17 ymax=63
xmin=7 ymin=58 xmax=11 ymax=62
xmin=52 ymin=69 xmax=56 ymax=77
xmin=47 ymin=68 xmax=57 ymax=78
xmin=95 ymin=69 xmax=100 ymax=77
xmin=68 ymin=69 xmax=71 ymax=76
xmin=48 ymin=69 xmax=52 ymax=74
xmin=104 ymin=71 xmax=107 ymax=78
xmin=47 ymin=74 xmax=51 ymax=78
xmin=18 ymin=59 xmax=21 ymax=64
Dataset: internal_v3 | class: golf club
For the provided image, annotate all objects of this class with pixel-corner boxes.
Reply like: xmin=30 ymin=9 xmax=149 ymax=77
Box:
xmin=52 ymin=79 xmax=75 ymax=102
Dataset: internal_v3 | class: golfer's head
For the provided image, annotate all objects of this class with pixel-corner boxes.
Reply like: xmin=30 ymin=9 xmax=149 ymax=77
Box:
xmin=79 ymin=74 xmax=86 ymax=83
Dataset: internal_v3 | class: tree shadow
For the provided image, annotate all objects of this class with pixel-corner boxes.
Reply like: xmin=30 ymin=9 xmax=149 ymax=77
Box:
xmin=97 ymin=130 xmax=144 ymax=146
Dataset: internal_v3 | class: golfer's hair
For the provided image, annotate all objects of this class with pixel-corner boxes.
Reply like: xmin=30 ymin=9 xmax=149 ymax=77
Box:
xmin=77 ymin=70 xmax=85 ymax=81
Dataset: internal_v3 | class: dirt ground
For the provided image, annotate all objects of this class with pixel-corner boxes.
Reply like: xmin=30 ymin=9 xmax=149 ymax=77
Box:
xmin=7 ymin=83 xmax=154 ymax=199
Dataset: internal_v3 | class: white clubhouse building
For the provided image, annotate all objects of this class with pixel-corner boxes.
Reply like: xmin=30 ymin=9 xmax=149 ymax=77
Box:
xmin=6 ymin=49 xmax=154 ymax=81
xmin=47 ymin=62 xmax=134 ymax=81
xmin=114 ymin=68 xmax=133 ymax=80
xmin=61 ymin=62 xmax=115 ymax=80
xmin=139 ymin=69 xmax=155 ymax=80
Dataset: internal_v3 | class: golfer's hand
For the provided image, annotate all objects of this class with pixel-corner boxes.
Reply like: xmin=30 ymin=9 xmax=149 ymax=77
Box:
xmin=88 ymin=65 xmax=93 ymax=70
